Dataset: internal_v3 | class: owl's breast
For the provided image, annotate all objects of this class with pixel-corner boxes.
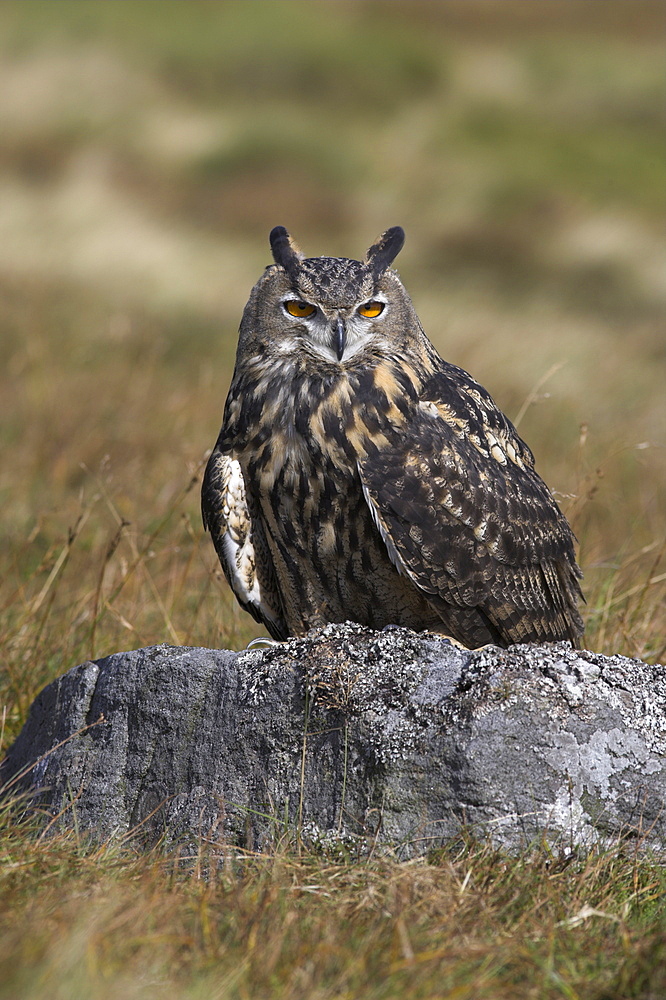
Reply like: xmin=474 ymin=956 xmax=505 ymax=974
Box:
xmin=225 ymin=354 xmax=421 ymax=496
xmin=218 ymin=355 xmax=443 ymax=635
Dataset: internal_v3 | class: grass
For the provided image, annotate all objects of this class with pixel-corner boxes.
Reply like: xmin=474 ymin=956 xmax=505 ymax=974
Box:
xmin=1 ymin=815 xmax=665 ymax=1000
xmin=0 ymin=1 xmax=665 ymax=996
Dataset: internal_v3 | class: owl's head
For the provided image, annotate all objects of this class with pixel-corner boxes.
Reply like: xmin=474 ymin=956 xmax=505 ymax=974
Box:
xmin=237 ymin=226 xmax=418 ymax=366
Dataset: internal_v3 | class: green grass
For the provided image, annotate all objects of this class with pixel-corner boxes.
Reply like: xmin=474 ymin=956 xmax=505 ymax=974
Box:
xmin=0 ymin=1 xmax=665 ymax=996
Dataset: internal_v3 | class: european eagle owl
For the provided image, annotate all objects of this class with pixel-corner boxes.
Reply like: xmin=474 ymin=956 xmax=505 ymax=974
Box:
xmin=202 ymin=227 xmax=584 ymax=648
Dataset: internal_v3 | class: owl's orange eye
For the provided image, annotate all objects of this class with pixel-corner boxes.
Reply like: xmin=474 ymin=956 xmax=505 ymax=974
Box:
xmin=358 ymin=301 xmax=384 ymax=318
xmin=284 ymin=300 xmax=316 ymax=318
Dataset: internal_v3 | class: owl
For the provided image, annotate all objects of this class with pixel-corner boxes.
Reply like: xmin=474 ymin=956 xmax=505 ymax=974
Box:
xmin=202 ymin=226 xmax=584 ymax=648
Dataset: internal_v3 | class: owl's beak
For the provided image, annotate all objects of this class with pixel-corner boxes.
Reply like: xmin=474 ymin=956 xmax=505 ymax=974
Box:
xmin=333 ymin=316 xmax=346 ymax=361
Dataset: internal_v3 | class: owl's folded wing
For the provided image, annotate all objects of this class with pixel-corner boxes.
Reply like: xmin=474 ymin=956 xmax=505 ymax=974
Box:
xmin=358 ymin=371 xmax=584 ymax=645
xmin=202 ymin=449 xmax=287 ymax=640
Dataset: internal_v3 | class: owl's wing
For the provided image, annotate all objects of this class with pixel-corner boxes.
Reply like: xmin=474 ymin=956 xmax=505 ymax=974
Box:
xmin=358 ymin=369 xmax=583 ymax=645
xmin=202 ymin=448 xmax=287 ymax=640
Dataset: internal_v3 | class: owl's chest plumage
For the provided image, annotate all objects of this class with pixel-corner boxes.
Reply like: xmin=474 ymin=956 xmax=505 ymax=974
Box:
xmin=220 ymin=356 xmax=438 ymax=633
xmin=225 ymin=352 xmax=418 ymax=475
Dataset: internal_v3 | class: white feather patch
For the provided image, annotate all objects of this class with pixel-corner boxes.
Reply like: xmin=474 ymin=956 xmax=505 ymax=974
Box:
xmin=220 ymin=458 xmax=263 ymax=608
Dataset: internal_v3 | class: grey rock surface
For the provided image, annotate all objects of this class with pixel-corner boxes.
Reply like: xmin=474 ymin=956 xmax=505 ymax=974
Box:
xmin=2 ymin=623 xmax=665 ymax=854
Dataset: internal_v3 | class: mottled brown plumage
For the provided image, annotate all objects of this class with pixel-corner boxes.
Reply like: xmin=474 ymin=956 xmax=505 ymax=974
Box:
xmin=202 ymin=226 xmax=584 ymax=648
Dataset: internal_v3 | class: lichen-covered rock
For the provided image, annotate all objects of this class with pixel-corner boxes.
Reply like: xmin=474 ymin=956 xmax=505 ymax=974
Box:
xmin=2 ymin=624 xmax=664 ymax=854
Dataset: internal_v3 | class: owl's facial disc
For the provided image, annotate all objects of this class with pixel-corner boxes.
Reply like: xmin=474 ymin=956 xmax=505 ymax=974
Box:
xmin=279 ymin=295 xmax=388 ymax=363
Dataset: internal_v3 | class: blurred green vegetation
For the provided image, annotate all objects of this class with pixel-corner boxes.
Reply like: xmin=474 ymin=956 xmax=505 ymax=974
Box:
xmin=0 ymin=3 xmax=665 ymax=997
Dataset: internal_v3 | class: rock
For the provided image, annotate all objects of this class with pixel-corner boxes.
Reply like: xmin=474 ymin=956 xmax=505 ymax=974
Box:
xmin=2 ymin=623 xmax=665 ymax=854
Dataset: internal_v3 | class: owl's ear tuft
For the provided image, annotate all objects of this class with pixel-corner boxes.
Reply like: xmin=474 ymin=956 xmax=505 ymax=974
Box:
xmin=364 ymin=226 xmax=405 ymax=277
xmin=269 ymin=226 xmax=305 ymax=280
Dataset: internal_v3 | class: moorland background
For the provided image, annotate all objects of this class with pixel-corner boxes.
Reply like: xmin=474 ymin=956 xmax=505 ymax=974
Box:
xmin=1 ymin=3 xmax=664 ymax=998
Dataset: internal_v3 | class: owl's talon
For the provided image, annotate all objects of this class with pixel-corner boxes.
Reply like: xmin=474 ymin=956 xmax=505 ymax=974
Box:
xmin=246 ymin=637 xmax=281 ymax=649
